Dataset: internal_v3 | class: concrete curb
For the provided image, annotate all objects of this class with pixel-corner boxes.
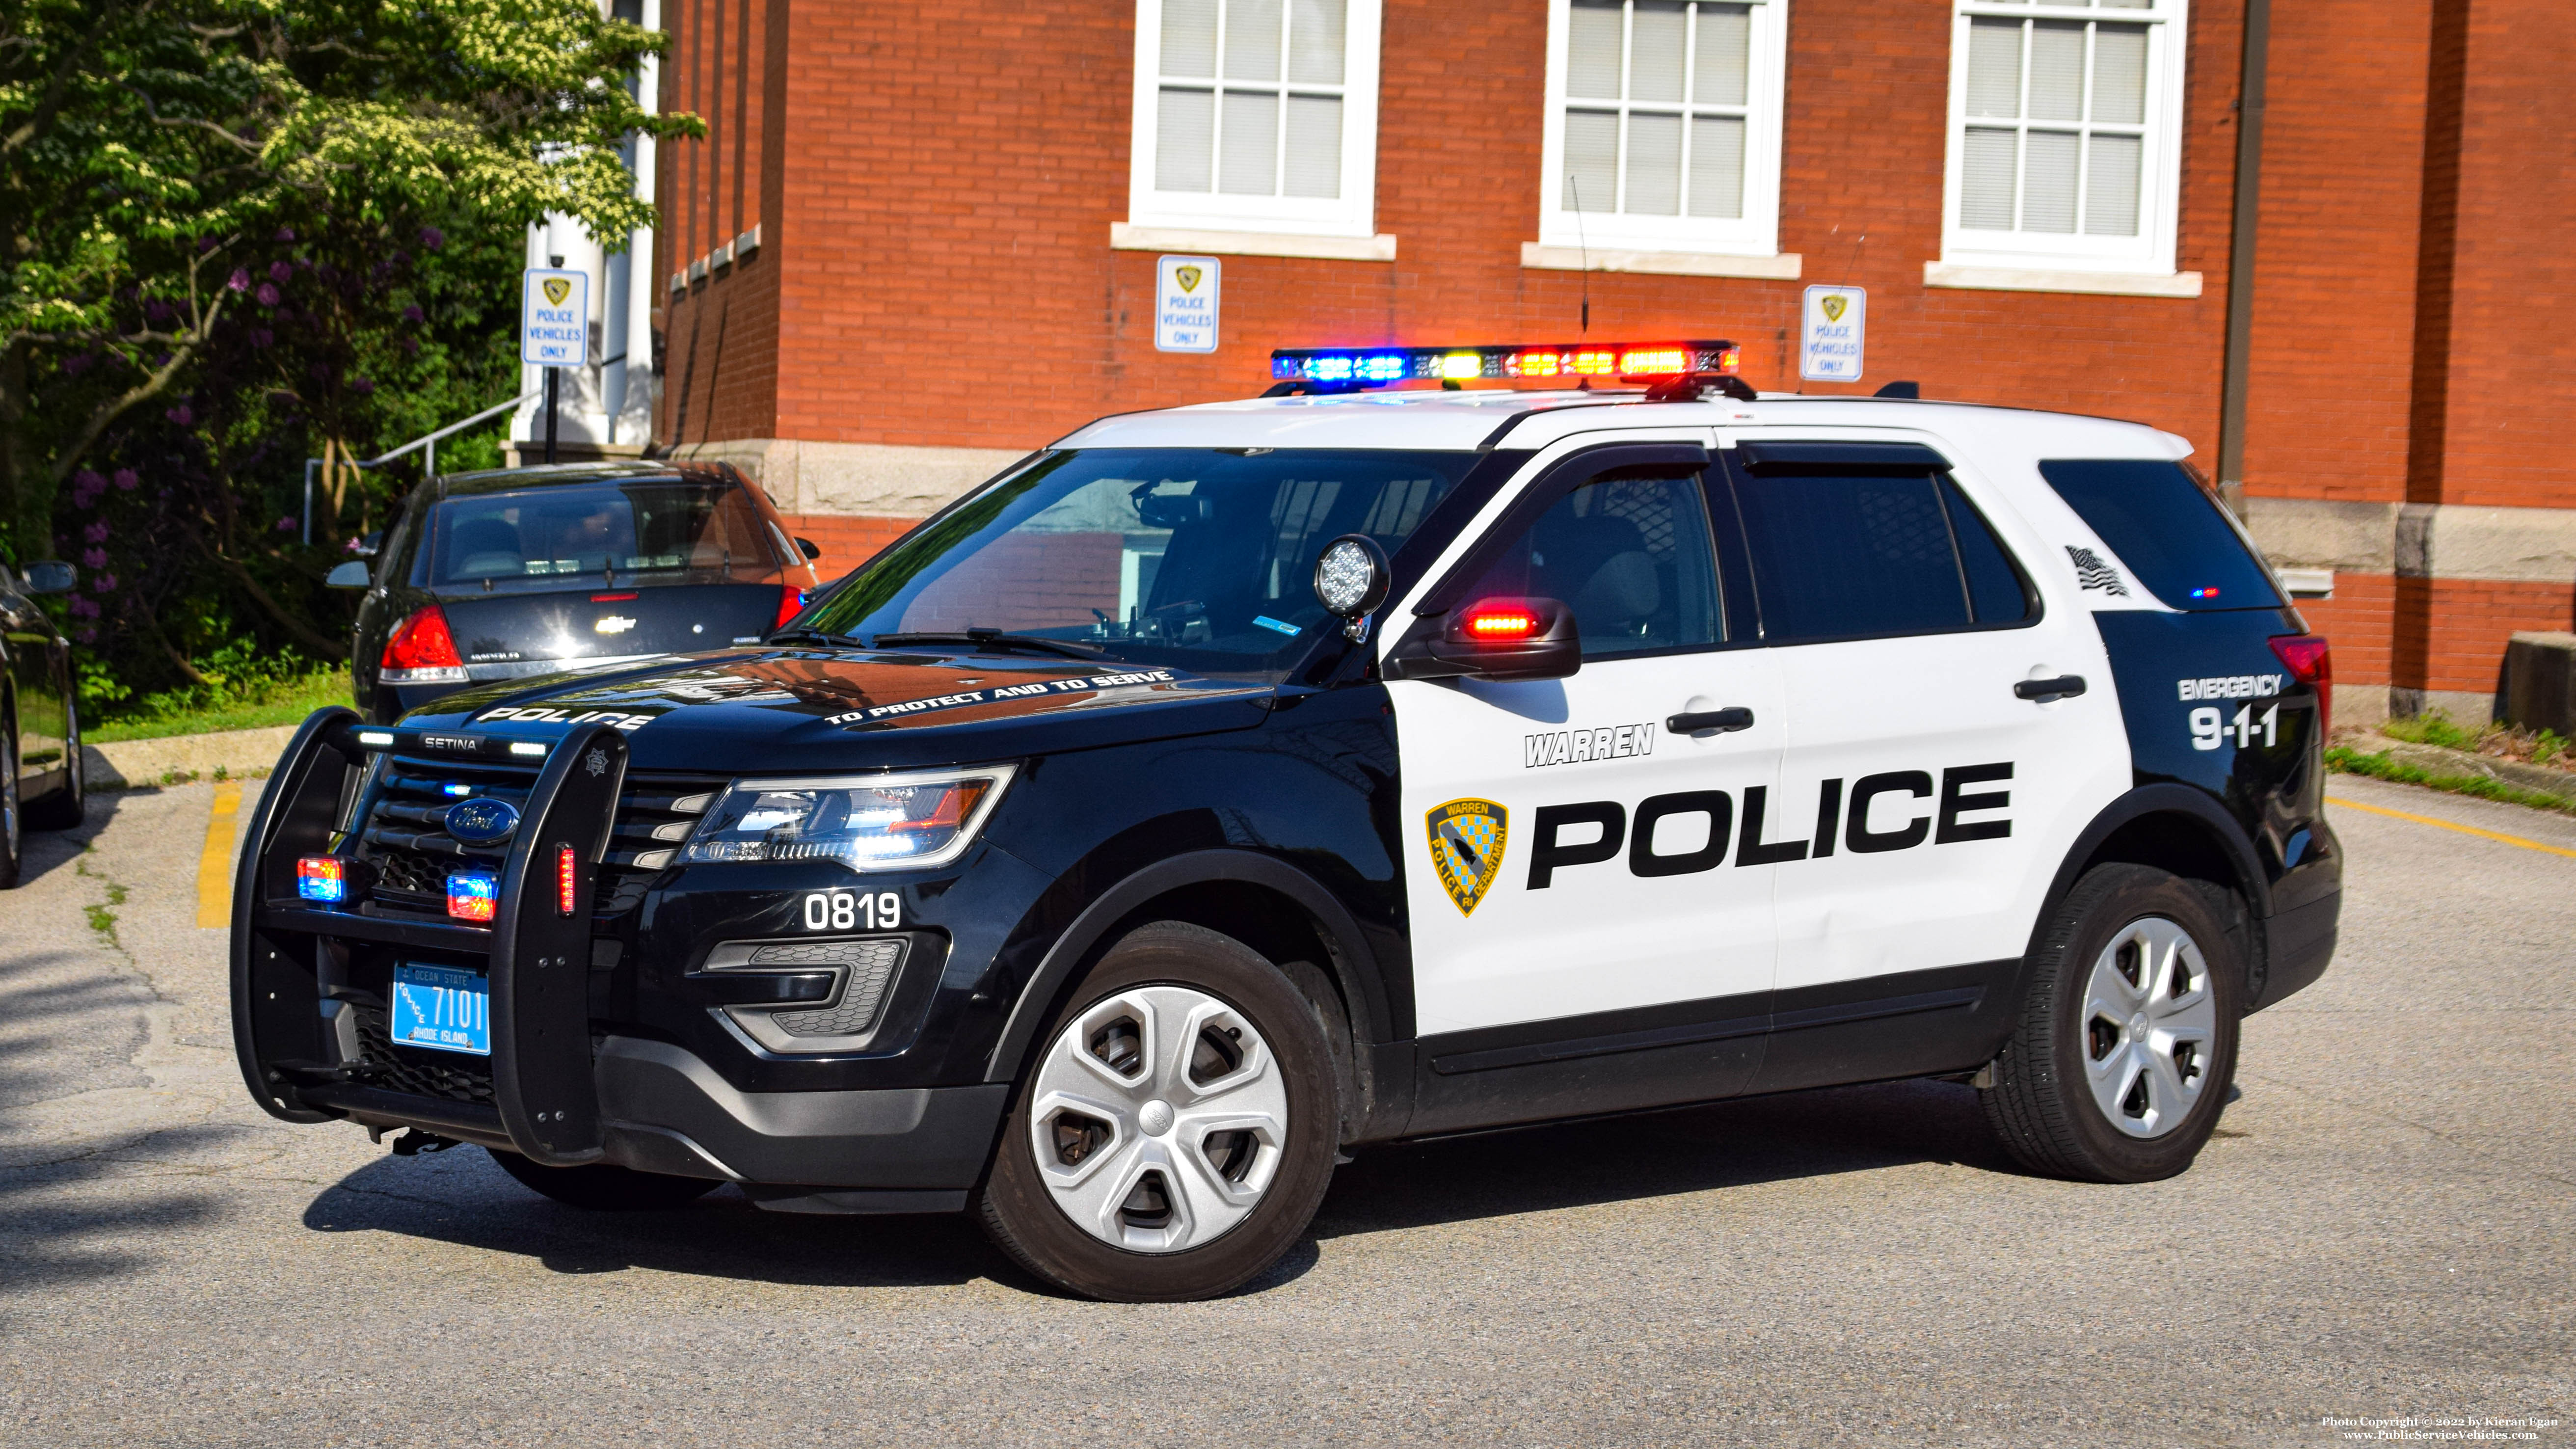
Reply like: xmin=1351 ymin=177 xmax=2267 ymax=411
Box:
xmin=83 ymin=724 xmax=297 ymax=791
xmin=2360 ymin=736 xmax=2576 ymax=801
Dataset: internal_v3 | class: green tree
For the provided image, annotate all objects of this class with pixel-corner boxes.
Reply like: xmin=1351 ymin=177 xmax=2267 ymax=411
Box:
xmin=0 ymin=0 xmax=695 ymax=561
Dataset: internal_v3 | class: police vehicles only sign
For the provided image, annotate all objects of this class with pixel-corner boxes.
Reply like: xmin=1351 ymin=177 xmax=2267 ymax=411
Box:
xmin=1799 ymin=284 xmax=1865 ymax=382
xmin=1154 ymin=255 xmax=1220 ymax=354
xmin=521 ymin=267 xmax=590 ymax=367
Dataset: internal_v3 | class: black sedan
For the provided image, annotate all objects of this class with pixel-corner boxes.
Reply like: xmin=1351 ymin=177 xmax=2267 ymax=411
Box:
xmin=336 ymin=463 xmax=823 ymax=723
xmin=1 ymin=557 xmax=84 ymax=886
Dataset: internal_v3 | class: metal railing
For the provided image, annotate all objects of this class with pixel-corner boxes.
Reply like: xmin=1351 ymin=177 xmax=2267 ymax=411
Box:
xmin=302 ymin=391 xmax=539 ymax=544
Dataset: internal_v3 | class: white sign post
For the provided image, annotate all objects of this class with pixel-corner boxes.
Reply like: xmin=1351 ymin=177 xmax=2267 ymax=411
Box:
xmin=1154 ymin=255 xmax=1220 ymax=353
xmin=522 ymin=267 xmax=590 ymax=464
xmin=1799 ymin=284 xmax=1866 ymax=383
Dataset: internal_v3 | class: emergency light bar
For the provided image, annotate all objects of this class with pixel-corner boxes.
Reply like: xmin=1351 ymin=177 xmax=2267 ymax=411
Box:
xmin=1270 ymin=340 xmax=1740 ymax=386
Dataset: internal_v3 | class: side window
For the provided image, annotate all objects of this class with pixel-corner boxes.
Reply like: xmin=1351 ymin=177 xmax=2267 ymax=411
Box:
xmin=1458 ymin=470 xmax=1726 ymax=659
xmin=1725 ymin=465 xmax=2032 ymax=644
xmin=2038 ymin=459 xmax=2281 ymax=611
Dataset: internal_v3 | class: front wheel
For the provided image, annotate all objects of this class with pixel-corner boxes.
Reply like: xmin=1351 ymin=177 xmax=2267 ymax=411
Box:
xmin=487 ymin=1149 xmax=721 ymax=1210
xmin=976 ymin=922 xmax=1341 ymax=1302
xmin=26 ymin=693 xmax=83 ymax=831
xmin=0 ymin=725 xmax=22 ymax=889
xmin=1981 ymin=863 xmax=2242 ymax=1183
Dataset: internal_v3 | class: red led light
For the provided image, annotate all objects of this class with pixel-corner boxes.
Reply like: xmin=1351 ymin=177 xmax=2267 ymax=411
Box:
xmin=1463 ymin=605 xmax=1544 ymax=641
xmin=774 ymin=584 xmax=807 ymax=630
xmin=445 ymin=872 xmax=499 ymax=923
xmin=557 ymin=845 xmax=579 ymax=915
xmin=2269 ymin=635 xmax=2333 ymax=736
xmin=590 ymin=592 xmax=639 ymax=602
xmin=383 ymin=605 xmax=463 ymax=671
xmin=1617 ymin=347 xmax=1691 ymax=376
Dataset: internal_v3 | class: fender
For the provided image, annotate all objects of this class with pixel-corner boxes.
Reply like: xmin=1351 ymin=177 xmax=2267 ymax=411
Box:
xmin=983 ymin=848 xmax=1395 ymax=1092
xmin=2013 ymin=781 xmax=2276 ymax=1012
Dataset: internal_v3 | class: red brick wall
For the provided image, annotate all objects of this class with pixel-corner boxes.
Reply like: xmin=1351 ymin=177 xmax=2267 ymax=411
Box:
xmin=2294 ymin=573 xmax=2398 ymax=690
xmin=661 ymin=0 xmax=2252 ymax=456
xmin=2390 ymin=578 xmax=2576 ymax=696
xmin=777 ymin=512 xmax=914 ymax=578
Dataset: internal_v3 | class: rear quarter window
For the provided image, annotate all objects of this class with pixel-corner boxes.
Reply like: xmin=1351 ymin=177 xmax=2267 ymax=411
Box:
xmin=2038 ymin=460 xmax=2282 ymax=612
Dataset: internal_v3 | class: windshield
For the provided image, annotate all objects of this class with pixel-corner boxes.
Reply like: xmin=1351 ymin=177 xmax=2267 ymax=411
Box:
xmin=802 ymin=449 xmax=1479 ymax=676
xmin=427 ymin=480 xmax=791 ymax=592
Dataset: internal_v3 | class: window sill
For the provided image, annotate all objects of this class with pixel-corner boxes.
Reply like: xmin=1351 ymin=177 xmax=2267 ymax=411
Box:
xmin=1522 ymin=243 xmax=1802 ymax=280
xmin=1110 ymin=223 xmax=1397 ymax=262
xmin=1923 ymin=262 xmax=2204 ymax=298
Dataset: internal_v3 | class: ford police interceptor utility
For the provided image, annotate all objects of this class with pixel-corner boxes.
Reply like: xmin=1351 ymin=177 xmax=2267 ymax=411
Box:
xmin=232 ymin=341 xmax=2339 ymax=1301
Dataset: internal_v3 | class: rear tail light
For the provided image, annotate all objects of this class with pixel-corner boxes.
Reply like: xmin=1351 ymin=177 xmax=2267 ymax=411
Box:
xmin=774 ymin=584 xmax=807 ymax=630
xmin=2269 ymin=634 xmax=2333 ymax=736
xmin=382 ymin=605 xmax=468 ymax=683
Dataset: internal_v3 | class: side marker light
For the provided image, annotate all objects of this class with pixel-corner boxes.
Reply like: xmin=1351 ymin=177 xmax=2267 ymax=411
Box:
xmin=557 ymin=846 xmax=580 ymax=916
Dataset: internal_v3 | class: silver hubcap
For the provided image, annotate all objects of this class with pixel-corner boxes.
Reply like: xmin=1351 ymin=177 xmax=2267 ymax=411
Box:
xmin=2082 ymin=916 xmax=2216 ymax=1138
xmin=1027 ymin=985 xmax=1288 ymax=1254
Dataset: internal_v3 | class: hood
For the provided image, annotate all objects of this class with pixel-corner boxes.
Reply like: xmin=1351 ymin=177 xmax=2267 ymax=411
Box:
xmin=399 ymin=647 xmax=1276 ymax=772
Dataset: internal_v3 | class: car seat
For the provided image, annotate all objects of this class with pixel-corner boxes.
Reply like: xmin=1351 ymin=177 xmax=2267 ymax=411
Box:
xmin=448 ymin=517 xmax=525 ymax=578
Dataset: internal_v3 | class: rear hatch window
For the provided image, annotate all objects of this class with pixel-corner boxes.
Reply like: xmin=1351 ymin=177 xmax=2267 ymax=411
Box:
xmin=429 ymin=479 xmax=790 ymax=593
xmin=2038 ymin=460 xmax=2282 ymax=611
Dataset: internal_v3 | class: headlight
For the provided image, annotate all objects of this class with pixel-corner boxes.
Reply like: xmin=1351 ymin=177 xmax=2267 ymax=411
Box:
xmin=680 ymin=765 xmax=1017 ymax=872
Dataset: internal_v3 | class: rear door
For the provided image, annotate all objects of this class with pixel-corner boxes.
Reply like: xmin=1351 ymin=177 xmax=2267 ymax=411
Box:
xmin=1390 ymin=442 xmax=1783 ymax=1076
xmin=1718 ymin=437 xmax=2130 ymax=1089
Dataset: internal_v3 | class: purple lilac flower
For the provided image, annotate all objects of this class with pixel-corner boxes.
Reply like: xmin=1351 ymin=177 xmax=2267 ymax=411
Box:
xmin=91 ymin=573 xmax=116 ymax=594
xmin=69 ymin=597 xmax=99 ymax=619
xmin=164 ymin=404 xmax=192 ymax=426
xmin=112 ymin=469 xmax=137 ymax=491
xmin=276 ymin=516 xmax=297 ymax=532
xmin=228 ymin=268 xmax=250 ymax=292
xmin=81 ymin=548 xmax=107 ymax=569
xmin=269 ymin=261 xmax=294 ymax=283
xmin=349 ymin=377 xmax=374 ymax=394
xmin=275 ymin=226 xmax=295 ymax=242
xmin=402 ymin=305 xmax=424 ymax=324
xmin=419 ymin=226 xmax=444 ymax=249
xmin=256 ymin=283 xmax=279 ymax=307
xmin=83 ymin=522 xmax=109 ymax=543
xmin=75 ymin=626 xmax=97 ymax=644
xmin=251 ymin=328 xmax=273 ymax=349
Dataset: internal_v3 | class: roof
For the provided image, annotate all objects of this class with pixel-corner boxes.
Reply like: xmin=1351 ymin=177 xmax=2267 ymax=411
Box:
xmin=1050 ymin=388 xmax=2193 ymax=462
xmin=438 ymin=459 xmax=746 ymax=498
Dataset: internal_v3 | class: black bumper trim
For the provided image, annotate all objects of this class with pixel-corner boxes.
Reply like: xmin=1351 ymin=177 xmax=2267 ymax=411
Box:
xmin=594 ymin=1036 xmax=1009 ymax=1188
xmin=2254 ymin=889 xmax=2339 ymax=1012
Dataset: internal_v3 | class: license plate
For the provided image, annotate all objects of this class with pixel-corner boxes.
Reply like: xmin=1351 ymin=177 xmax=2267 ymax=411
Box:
xmin=389 ymin=962 xmax=491 ymax=1056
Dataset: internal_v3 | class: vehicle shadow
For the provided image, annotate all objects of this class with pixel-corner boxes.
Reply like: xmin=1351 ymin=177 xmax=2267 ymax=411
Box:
xmin=297 ymin=1075 xmax=2011 ymax=1295
xmin=8 ymin=780 xmax=129 ymax=888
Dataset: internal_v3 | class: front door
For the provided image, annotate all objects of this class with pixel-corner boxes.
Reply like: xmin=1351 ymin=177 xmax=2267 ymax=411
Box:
xmin=1392 ymin=457 xmax=1784 ymax=1044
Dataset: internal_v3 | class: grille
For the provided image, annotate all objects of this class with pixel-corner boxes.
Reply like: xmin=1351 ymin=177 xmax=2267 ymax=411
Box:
xmin=766 ymin=940 xmax=903 ymax=1037
xmin=353 ymin=1010 xmax=495 ymax=1104
xmin=353 ymin=755 xmax=726 ymax=920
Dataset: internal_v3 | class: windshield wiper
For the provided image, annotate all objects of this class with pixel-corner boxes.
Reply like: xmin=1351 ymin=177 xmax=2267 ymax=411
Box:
xmin=766 ymin=627 xmax=868 ymax=648
xmin=870 ymin=629 xmax=1104 ymax=659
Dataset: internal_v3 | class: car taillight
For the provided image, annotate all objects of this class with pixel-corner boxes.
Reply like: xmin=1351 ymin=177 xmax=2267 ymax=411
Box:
xmin=383 ymin=605 xmax=464 ymax=672
xmin=2270 ymin=634 xmax=2332 ymax=736
xmin=774 ymin=584 xmax=806 ymax=630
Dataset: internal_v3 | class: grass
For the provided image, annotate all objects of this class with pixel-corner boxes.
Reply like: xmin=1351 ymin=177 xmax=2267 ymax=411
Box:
xmin=2327 ymin=744 xmax=2576 ymax=816
xmin=2379 ymin=709 xmax=2571 ymax=769
xmin=86 ymin=669 xmax=353 ymax=745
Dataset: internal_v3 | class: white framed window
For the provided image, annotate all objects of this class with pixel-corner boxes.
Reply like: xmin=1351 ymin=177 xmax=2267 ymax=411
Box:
xmin=1937 ymin=0 xmax=2187 ymax=276
xmin=1533 ymin=0 xmax=1790 ymax=260
xmin=1124 ymin=0 xmax=1383 ymax=241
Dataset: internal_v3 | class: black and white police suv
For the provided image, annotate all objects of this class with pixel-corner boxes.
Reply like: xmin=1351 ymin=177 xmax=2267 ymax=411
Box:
xmin=233 ymin=341 xmax=2339 ymax=1301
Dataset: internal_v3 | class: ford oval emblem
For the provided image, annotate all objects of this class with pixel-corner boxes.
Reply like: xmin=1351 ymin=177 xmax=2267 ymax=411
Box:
xmin=444 ymin=798 xmax=520 ymax=844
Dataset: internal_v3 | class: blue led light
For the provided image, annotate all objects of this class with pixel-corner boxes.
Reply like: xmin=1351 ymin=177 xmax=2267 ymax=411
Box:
xmin=441 ymin=782 xmax=472 ymax=797
xmin=1357 ymin=353 xmax=1407 ymax=382
xmin=296 ymin=857 xmax=349 ymax=903
xmin=1306 ymin=355 xmax=1355 ymax=382
xmin=446 ymin=870 xmax=500 ymax=922
xmin=1271 ymin=356 xmax=1300 ymax=379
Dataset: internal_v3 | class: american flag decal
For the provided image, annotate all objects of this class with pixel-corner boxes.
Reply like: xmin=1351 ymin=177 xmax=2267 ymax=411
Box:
xmin=2065 ymin=545 xmax=2130 ymax=596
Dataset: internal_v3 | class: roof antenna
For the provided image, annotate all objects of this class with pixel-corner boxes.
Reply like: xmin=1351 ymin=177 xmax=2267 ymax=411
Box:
xmin=1567 ymin=173 xmax=1594 ymax=388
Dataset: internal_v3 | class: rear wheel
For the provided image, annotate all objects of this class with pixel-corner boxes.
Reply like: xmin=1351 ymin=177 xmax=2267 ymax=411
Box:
xmin=977 ymin=922 xmax=1340 ymax=1302
xmin=0 ymin=724 xmax=22 ymax=889
xmin=487 ymin=1149 xmax=721 ymax=1210
xmin=1981 ymin=863 xmax=2241 ymax=1182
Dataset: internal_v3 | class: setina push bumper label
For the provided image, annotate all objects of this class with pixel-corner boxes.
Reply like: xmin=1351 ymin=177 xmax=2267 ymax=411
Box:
xmin=1426 ymin=798 xmax=1508 ymax=916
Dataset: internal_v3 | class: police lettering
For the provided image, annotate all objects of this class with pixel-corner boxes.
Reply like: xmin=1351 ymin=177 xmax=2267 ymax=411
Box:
xmin=1525 ymin=763 xmax=2012 ymax=888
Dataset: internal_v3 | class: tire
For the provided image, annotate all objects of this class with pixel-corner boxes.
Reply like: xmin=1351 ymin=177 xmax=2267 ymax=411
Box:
xmin=487 ymin=1148 xmax=721 ymax=1210
xmin=976 ymin=921 xmax=1341 ymax=1302
xmin=1981 ymin=863 xmax=2242 ymax=1183
xmin=26 ymin=694 xmax=84 ymax=831
xmin=0 ymin=724 xmax=22 ymax=890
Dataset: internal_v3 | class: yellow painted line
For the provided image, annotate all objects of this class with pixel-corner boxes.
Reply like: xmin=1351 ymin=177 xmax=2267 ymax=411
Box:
xmin=2327 ymin=796 xmax=2576 ymax=860
xmin=196 ymin=781 xmax=244 ymax=928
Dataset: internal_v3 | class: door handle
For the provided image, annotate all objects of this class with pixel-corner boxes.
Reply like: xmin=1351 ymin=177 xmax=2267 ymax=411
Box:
xmin=1667 ymin=706 xmax=1755 ymax=734
xmin=2014 ymin=675 xmax=2087 ymax=702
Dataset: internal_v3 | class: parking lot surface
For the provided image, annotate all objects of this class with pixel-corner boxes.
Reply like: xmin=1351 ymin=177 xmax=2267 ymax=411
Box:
xmin=0 ymin=774 xmax=2568 ymax=1447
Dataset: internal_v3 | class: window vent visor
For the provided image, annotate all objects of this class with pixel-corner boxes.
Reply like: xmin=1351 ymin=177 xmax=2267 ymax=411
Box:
xmin=1734 ymin=440 xmax=1952 ymax=472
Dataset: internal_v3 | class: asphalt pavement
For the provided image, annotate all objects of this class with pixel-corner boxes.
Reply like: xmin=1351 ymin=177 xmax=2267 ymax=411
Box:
xmin=0 ymin=773 xmax=2568 ymax=1447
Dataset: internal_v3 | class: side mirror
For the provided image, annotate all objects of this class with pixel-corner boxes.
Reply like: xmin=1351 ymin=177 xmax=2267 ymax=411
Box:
xmin=795 ymin=537 xmax=821 ymax=561
xmin=1311 ymin=534 xmax=1390 ymax=641
xmin=1387 ymin=597 xmax=1583 ymax=681
xmin=326 ymin=561 xmax=373 ymax=589
xmin=20 ymin=560 xmax=76 ymax=595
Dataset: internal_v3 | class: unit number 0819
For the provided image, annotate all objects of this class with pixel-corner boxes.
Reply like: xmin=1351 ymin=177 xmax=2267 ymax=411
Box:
xmin=2190 ymin=703 xmax=2279 ymax=751
xmin=803 ymin=889 xmax=901 ymax=931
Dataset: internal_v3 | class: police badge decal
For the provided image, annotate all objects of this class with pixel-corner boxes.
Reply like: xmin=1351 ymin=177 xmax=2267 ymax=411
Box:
xmin=1425 ymin=799 xmax=1508 ymax=916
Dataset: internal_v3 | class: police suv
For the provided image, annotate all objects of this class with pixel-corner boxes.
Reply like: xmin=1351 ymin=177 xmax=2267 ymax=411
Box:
xmin=234 ymin=341 xmax=2339 ymax=1302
